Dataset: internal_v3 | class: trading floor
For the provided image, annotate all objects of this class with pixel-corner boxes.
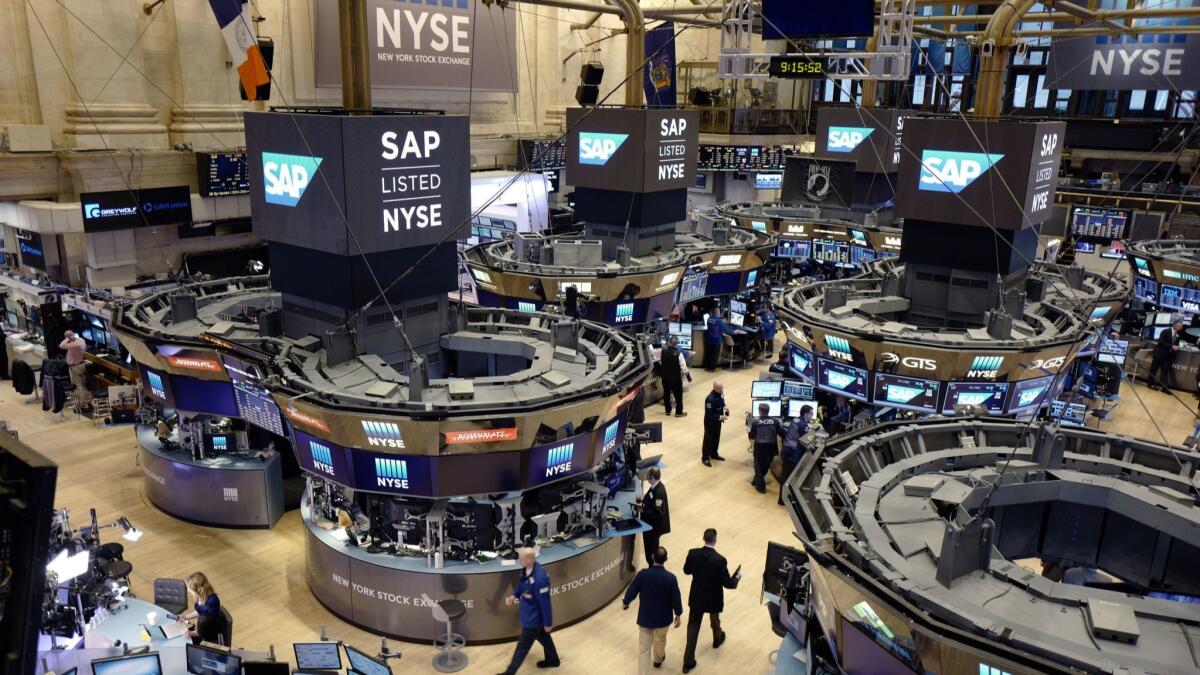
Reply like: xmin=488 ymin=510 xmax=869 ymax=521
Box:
xmin=15 ymin=355 xmax=1193 ymax=673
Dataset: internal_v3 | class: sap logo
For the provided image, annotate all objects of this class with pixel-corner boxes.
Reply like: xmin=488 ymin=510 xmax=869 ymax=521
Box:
xmin=660 ymin=118 xmax=688 ymax=136
xmin=1031 ymin=356 xmax=1066 ymax=373
xmin=1090 ymin=47 xmax=1186 ymax=78
xmin=824 ymin=335 xmax=852 ymax=361
xmin=374 ymin=457 xmax=409 ymax=490
xmin=1040 ymin=132 xmax=1060 ymax=158
xmin=881 ymin=352 xmax=936 ymax=371
xmin=827 ymin=126 xmax=874 ymax=152
xmin=918 ymin=150 xmax=1004 ymax=193
xmin=615 ymin=302 xmax=634 ymax=323
xmin=579 ymin=132 xmax=629 ymax=166
xmin=362 ymin=420 xmax=406 ymax=449
xmin=381 ymin=130 xmax=440 ymax=160
xmin=967 ymin=355 xmax=1003 ymax=379
xmin=262 ymin=152 xmax=323 ymax=207
xmin=310 ymin=442 xmax=337 ymax=477
xmin=545 ymin=443 xmax=574 ymax=478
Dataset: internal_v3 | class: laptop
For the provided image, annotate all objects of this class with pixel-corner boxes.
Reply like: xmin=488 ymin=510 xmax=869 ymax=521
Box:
xmin=344 ymin=645 xmax=393 ymax=675
xmin=292 ymin=642 xmax=342 ymax=674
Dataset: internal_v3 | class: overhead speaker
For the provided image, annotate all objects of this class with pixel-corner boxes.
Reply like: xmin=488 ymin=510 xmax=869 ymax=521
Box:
xmin=575 ymin=84 xmax=599 ymax=107
xmin=688 ymin=87 xmax=712 ymax=106
xmin=580 ymin=62 xmax=605 ymax=85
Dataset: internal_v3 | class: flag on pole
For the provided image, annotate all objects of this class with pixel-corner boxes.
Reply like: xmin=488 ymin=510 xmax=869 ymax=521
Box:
xmin=208 ymin=0 xmax=270 ymax=101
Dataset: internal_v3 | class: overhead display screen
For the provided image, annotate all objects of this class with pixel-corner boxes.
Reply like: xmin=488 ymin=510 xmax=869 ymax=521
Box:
xmin=1050 ymin=400 xmax=1087 ymax=426
xmin=1070 ymin=205 xmax=1130 ymax=241
xmin=81 ymin=186 xmax=193 ymax=233
xmin=814 ymin=107 xmax=912 ymax=174
xmin=16 ymin=229 xmax=46 ymax=271
xmin=566 ymin=108 xmax=699 ymax=193
xmin=294 ymin=431 xmax=351 ymax=484
xmin=518 ymin=139 xmax=567 ymax=170
xmin=943 ymin=382 xmax=1009 ymax=415
xmin=1160 ymin=284 xmax=1200 ymax=313
xmin=782 ymin=156 xmax=856 ymax=208
xmin=170 ymin=376 xmax=238 ymax=417
xmin=1008 ymin=375 xmax=1057 ymax=415
xmin=223 ymin=354 xmax=284 ymax=436
xmin=813 ymin=238 xmax=852 ymax=266
xmin=350 ymin=449 xmax=435 ymax=497
xmin=873 ymin=374 xmax=940 ymax=413
xmin=679 ymin=265 xmax=709 ymax=303
xmin=698 ymin=145 xmax=791 ymax=172
xmin=775 ymin=239 xmax=811 ymax=259
xmin=1134 ymin=276 xmax=1158 ymax=303
xmin=527 ymin=433 xmax=594 ymax=488
xmin=761 ymin=0 xmax=875 ymax=39
xmin=593 ymin=413 xmax=628 ymax=463
xmin=138 ymin=363 xmax=175 ymax=407
xmin=816 ymin=357 xmax=870 ymax=401
xmin=196 ymin=151 xmax=250 ymax=197
xmin=789 ymin=345 xmax=815 ymax=380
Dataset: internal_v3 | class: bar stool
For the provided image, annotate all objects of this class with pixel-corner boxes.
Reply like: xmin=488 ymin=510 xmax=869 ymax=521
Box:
xmin=422 ymin=593 xmax=467 ymax=672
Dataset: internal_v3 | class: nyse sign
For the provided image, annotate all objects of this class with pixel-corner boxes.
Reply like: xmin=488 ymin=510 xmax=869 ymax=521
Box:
xmin=380 ymin=130 xmax=444 ymax=233
xmin=1047 ymin=36 xmax=1200 ymax=90
xmin=657 ymin=117 xmax=689 ymax=183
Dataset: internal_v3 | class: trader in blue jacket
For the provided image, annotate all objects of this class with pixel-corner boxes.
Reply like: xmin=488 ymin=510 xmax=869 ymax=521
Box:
xmin=758 ymin=304 xmax=778 ymax=360
xmin=703 ymin=312 xmax=736 ymax=372
xmin=623 ymin=546 xmax=684 ymax=674
xmin=500 ymin=547 xmax=560 ymax=673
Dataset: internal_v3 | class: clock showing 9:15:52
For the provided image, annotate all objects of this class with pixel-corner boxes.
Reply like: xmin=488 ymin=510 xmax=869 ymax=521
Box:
xmin=768 ymin=56 xmax=829 ymax=79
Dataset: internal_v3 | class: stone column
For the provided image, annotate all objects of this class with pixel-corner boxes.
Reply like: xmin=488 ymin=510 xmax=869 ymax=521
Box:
xmin=0 ymin=0 xmax=43 ymax=126
xmin=164 ymin=0 xmax=248 ymax=149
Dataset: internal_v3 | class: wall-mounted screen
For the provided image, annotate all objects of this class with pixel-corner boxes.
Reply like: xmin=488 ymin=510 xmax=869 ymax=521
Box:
xmin=170 ymin=376 xmax=238 ymax=417
xmin=943 ymin=382 xmax=1009 ymax=415
xmin=196 ymin=151 xmax=250 ymax=197
xmin=816 ymin=357 xmax=869 ymax=401
xmin=789 ymin=345 xmax=815 ymax=380
xmin=1070 ymin=205 xmax=1130 ymax=241
xmin=1008 ymin=375 xmax=1056 ymax=415
xmin=872 ymin=373 xmax=940 ymax=413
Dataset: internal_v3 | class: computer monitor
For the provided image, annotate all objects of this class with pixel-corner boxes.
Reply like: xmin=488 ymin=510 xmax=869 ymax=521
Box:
xmin=942 ymin=382 xmax=1008 ymax=415
xmin=293 ymin=642 xmax=342 ymax=670
xmin=1098 ymin=339 xmax=1128 ymax=365
xmin=241 ymin=662 xmax=290 ymax=675
xmin=1051 ymin=400 xmax=1087 ymax=426
xmin=752 ymin=399 xmax=782 ymax=417
xmin=782 ymin=380 xmax=814 ymax=400
xmin=345 ymin=644 xmax=393 ymax=675
xmin=668 ymin=322 xmax=693 ymax=350
xmin=91 ymin=653 xmax=163 ymax=675
xmin=1155 ymin=311 xmax=1174 ymax=325
xmin=786 ymin=399 xmax=817 ymax=419
xmin=728 ymin=312 xmax=745 ymax=327
xmin=729 ymin=299 xmax=747 ymax=315
xmin=751 ymin=380 xmax=783 ymax=399
xmin=186 ymin=644 xmax=242 ymax=675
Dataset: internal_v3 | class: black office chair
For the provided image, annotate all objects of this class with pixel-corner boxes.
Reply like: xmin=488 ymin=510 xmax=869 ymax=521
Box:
xmin=423 ymin=593 xmax=467 ymax=672
xmin=153 ymin=578 xmax=188 ymax=615
xmin=219 ymin=606 xmax=233 ymax=647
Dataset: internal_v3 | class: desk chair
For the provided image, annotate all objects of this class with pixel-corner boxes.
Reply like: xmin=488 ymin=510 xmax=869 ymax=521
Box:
xmin=720 ymin=334 xmax=737 ymax=370
xmin=421 ymin=593 xmax=467 ymax=672
xmin=219 ymin=606 xmax=233 ymax=647
xmin=153 ymin=578 xmax=188 ymax=615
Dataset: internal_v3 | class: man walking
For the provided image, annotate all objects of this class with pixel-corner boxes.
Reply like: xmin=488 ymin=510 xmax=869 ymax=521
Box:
xmin=778 ymin=404 xmax=813 ymax=505
xmin=498 ymin=548 xmax=560 ymax=674
xmin=701 ymin=382 xmax=729 ymax=467
xmin=748 ymin=402 xmax=783 ymax=494
xmin=639 ymin=467 xmax=670 ymax=566
xmin=682 ymin=529 xmax=740 ymax=673
xmin=1149 ymin=318 xmax=1184 ymax=391
xmin=623 ymin=546 xmax=683 ymax=674
xmin=757 ymin=303 xmax=778 ymax=361
xmin=659 ymin=336 xmax=689 ymax=417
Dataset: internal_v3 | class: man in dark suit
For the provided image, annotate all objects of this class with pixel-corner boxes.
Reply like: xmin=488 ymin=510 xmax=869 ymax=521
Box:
xmin=659 ymin=336 xmax=689 ymax=417
xmin=639 ymin=467 xmax=670 ymax=565
xmin=623 ymin=546 xmax=683 ymax=674
xmin=681 ymin=529 xmax=740 ymax=672
xmin=701 ymin=382 xmax=729 ymax=466
xmin=1149 ymin=318 xmax=1185 ymax=391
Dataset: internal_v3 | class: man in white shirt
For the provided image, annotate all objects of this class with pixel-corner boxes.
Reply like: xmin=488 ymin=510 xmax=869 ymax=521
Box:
xmin=59 ymin=330 xmax=90 ymax=404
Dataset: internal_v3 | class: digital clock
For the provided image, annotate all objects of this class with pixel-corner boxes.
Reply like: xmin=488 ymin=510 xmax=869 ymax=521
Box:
xmin=768 ymin=56 xmax=829 ymax=79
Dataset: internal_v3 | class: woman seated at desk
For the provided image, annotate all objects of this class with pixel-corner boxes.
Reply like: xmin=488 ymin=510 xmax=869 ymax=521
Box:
xmin=180 ymin=571 xmax=226 ymax=644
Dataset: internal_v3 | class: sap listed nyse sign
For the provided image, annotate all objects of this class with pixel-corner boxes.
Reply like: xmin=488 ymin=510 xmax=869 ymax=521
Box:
xmin=313 ymin=0 xmax=517 ymax=92
xmin=344 ymin=116 xmax=472 ymax=251
xmin=645 ymin=110 xmax=700 ymax=192
xmin=1046 ymin=35 xmax=1200 ymax=90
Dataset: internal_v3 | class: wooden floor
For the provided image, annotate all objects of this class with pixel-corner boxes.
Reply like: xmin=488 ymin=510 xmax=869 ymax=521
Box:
xmin=13 ymin=365 xmax=1197 ymax=674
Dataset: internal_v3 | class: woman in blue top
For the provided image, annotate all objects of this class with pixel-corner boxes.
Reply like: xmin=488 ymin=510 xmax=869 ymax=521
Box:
xmin=181 ymin=572 xmax=225 ymax=645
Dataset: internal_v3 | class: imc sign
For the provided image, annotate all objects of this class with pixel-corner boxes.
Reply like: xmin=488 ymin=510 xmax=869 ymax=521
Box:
xmin=246 ymin=113 xmax=470 ymax=255
xmin=1047 ymin=35 xmax=1200 ymax=90
xmin=814 ymin=107 xmax=913 ymax=174
xmin=566 ymin=108 xmax=699 ymax=193
xmin=80 ymin=186 xmax=193 ymax=233
xmin=895 ymin=119 xmax=1065 ymax=230
xmin=313 ymin=0 xmax=517 ymax=92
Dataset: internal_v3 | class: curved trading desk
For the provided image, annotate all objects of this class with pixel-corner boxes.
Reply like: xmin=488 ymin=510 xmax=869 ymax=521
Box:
xmin=302 ymin=495 xmax=641 ymax=643
xmin=136 ymin=425 xmax=284 ymax=528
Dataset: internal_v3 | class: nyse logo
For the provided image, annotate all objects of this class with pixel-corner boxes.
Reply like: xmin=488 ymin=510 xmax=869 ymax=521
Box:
xmin=600 ymin=420 xmax=621 ymax=456
xmin=310 ymin=441 xmax=337 ymax=477
xmin=824 ymin=335 xmax=852 ymax=361
xmin=1090 ymin=43 xmax=1186 ymax=78
xmin=263 ymin=152 xmax=323 ymax=207
xmin=615 ymin=302 xmax=634 ymax=323
xmin=146 ymin=371 xmax=166 ymax=400
xmin=222 ymin=487 xmax=239 ymax=503
xmin=545 ymin=443 xmax=574 ymax=478
xmin=362 ymin=420 xmax=406 ymax=449
xmin=212 ymin=436 xmax=229 ymax=452
xmin=827 ymin=126 xmax=874 ymax=152
xmin=918 ymin=150 xmax=1004 ymax=193
xmin=968 ymin=355 xmax=1004 ymax=379
xmin=579 ymin=132 xmax=629 ymax=166
xmin=374 ymin=457 xmax=410 ymax=490
xmin=882 ymin=352 xmax=936 ymax=371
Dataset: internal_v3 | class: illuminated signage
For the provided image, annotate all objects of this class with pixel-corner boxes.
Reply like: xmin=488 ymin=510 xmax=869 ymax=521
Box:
xmin=165 ymin=355 xmax=223 ymax=373
xmin=544 ymin=443 xmax=574 ymax=478
xmin=374 ymin=457 xmax=410 ymax=490
xmin=715 ymin=254 xmax=742 ymax=268
xmin=146 ymin=371 xmax=166 ymax=400
xmin=471 ymin=268 xmax=494 ymax=284
xmin=284 ymin=406 xmax=331 ymax=433
xmin=881 ymin=352 xmax=936 ymax=371
xmin=1030 ymin=356 xmax=1067 ymax=373
xmin=309 ymin=440 xmax=337 ymax=477
xmin=517 ymin=301 xmax=537 ymax=313
xmin=361 ymin=419 xmax=406 ymax=449
xmin=824 ymin=335 xmax=852 ymax=361
xmin=614 ymin=302 xmax=635 ymax=323
xmin=598 ymin=418 xmax=622 ymax=457
xmin=578 ymin=132 xmax=629 ymax=166
xmin=262 ymin=152 xmax=322 ymax=207
xmin=967 ymin=355 xmax=1004 ymax=379
xmin=918 ymin=150 xmax=1004 ymax=193
xmin=767 ymin=55 xmax=830 ymax=79
xmin=443 ymin=427 xmax=519 ymax=445
xmin=826 ymin=126 xmax=874 ymax=153
xmin=80 ymin=186 xmax=193 ymax=233
xmin=1164 ymin=268 xmax=1200 ymax=282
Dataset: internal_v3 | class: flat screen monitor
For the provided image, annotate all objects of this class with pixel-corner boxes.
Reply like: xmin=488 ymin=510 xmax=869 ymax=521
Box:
xmin=816 ymin=357 xmax=870 ymax=402
xmin=1154 ymin=311 xmax=1174 ymax=325
xmin=171 ymin=376 xmax=238 ymax=417
xmin=775 ymin=239 xmax=811 ymax=259
xmin=755 ymin=174 xmax=783 ymax=190
xmin=839 ymin=614 xmax=920 ymax=674
xmin=1101 ymin=241 xmax=1126 ymax=259
xmin=196 ymin=151 xmax=250 ymax=197
xmin=230 ymin=380 xmax=284 ymax=436
xmin=1098 ymin=339 xmax=1128 ymax=365
xmin=138 ymin=364 xmax=174 ymax=407
xmin=762 ymin=0 xmax=875 ymax=39
xmin=789 ymin=346 xmax=815 ymax=380
xmin=241 ymin=663 xmax=290 ymax=675
xmin=1074 ymin=241 xmax=1096 ymax=254
xmin=203 ymin=433 xmax=235 ymax=455
xmin=667 ymin=326 xmax=693 ymax=350
xmin=1148 ymin=325 xmax=1170 ymax=340
xmin=786 ymin=399 xmax=818 ymax=419
xmin=344 ymin=644 xmax=393 ymax=675
xmin=872 ymin=374 xmax=940 ymax=413
xmin=728 ymin=311 xmax=745 ymax=327
xmin=1134 ymin=276 xmax=1158 ymax=302
xmin=294 ymin=642 xmax=342 ymax=671
xmin=751 ymin=380 xmax=783 ymax=399
xmin=91 ymin=653 xmax=163 ymax=675
xmin=752 ymin=399 xmax=782 ymax=418
xmin=729 ymin=299 xmax=748 ymax=315
xmin=1050 ymin=400 xmax=1087 ymax=426
xmin=186 ymin=644 xmax=242 ymax=674
xmin=782 ymin=380 xmax=814 ymax=400
xmin=943 ymin=382 xmax=1008 ymax=415
xmin=1008 ymin=375 xmax=1056 ymax=415
xmin=1070 ymin=205 xmax=1131 ymax=241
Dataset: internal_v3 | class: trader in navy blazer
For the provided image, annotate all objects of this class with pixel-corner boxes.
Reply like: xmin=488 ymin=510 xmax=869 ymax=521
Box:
xmin=499 ymin=547 xmax=560 ymax=674
xmin=622 ymin=547 xmax=683 ymax=674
